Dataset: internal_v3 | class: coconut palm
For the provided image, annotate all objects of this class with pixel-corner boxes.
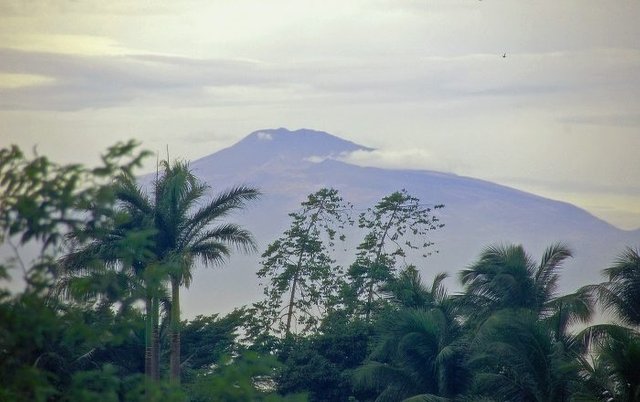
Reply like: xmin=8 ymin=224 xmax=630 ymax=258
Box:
xmin=459 ymin=244 xmax=594 ymax=400
xmin=577 ymin=324 xmax=640 ymax=401
xmin=576 ymin=247 xmax=640 ymax=401
xmin=469 ymin=309 xmax=584 ymax=401
xmin=354 ymin=270 xmax=468 ymax=401
xmin=458 ymin=243 xmax=593 ymax=328
xmin=382 ymin=266 xmax=449 ymax=310
xmin=595 ymin=246 xmax=640 ymax=327
xmin=354 ymin=307 xmax=468 ymax=401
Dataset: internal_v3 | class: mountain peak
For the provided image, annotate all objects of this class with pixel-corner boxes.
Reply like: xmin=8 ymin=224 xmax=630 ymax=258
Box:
xmin=192 ymin=128 xmax=372 ymax=172
xmin=238 ymin=128 xmax=372 ymax=157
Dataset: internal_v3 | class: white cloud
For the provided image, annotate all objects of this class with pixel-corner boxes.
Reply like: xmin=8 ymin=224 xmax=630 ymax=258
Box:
xmin=340 ymin=148 xmax=450 ymax=172
xmin=255 ymin=131 xmax=273 ymax=141
xmin=304 ymin=155 xmax=326 ymax=163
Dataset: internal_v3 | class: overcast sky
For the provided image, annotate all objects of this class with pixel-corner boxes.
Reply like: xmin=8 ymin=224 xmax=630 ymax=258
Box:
xmin=1 ymin=0 xmax=639 ymax=230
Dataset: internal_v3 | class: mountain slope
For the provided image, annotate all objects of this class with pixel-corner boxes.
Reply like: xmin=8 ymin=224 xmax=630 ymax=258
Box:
xmin=182 ymin=128 xmax=638 ymax=317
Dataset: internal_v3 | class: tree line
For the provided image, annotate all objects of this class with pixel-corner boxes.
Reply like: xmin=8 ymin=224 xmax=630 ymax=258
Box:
xmin=0 ymin=143 xmax=638 ymax=401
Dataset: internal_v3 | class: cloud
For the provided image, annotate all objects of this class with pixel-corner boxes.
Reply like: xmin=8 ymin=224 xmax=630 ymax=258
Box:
xmin=1 ymin=44 xmax=639 ymax=112
xmin=339 ymin=148 xmax=452 ymax=172
xmin=255 ymin=131 xmax=273 ymax=140
xmin=0 ymin=34 xmax=129 ymax=56
xmin=0 ymin=73 xmax=55 ymax=88
xmin=0 ymin=1 xmax=178 ymax=16
xmin=0 ymin=49 xmax=280 ymax=110
xmin=304 ymin=155 xmax=327 ymax=163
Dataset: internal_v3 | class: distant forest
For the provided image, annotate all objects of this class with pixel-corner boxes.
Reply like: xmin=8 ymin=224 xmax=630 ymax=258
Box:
xmin=1 ymin=142 xmax=639 ymax=402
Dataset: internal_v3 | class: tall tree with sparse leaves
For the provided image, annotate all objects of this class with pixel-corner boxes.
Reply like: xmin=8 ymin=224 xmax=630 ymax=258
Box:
xmin=347 ymin=189 xmax=444 ymax=321
xmin=256 ymin=188 xmax=352 ymax=337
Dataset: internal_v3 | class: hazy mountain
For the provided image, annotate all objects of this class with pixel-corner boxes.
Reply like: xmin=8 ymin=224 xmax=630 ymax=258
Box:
xmin=175 ymin=128 xmax=638 ymax=317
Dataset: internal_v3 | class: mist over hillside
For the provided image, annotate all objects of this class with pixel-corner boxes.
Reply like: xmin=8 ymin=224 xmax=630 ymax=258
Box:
xmin=174 ymin=128 xmax=638 ymax=317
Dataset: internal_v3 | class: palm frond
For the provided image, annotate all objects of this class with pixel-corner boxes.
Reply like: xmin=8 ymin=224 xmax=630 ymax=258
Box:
xmin=190 ymin=224 xmax=257 ymax=254
xmin=185 ymin=185 xmax=260 ymax=240
xmin=600 ymin=247 xmax=640 ymax=326
xmin=534 ymin=242 xmax=572 ymax=304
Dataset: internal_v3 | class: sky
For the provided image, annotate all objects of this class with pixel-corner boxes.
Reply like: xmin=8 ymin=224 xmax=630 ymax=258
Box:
xmin=0 ymin=0 xmax=639 ymax=230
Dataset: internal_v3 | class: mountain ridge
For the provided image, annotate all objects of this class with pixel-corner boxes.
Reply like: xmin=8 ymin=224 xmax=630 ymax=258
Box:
xmin=192 ymin=128 xmax=622 ymax=231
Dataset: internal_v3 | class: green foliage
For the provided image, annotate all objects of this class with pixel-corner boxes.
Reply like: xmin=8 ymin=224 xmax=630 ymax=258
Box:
xmin=0 ymin=141 xmax=149 ymax=255
xmin=577 ymin=324 xmax=640 ymax=401
xmin=60 ymin=157 xmax=260 ymax=383
xmin=255 ymin=188 xmax=352 ymax=337
xmin=0 ymin=142 xmax=153 ymax=400
xmin=468 ymin=309 xmax=581 ymax=402
xmin=596 ymin=246 xmax=640 ymax=327
xmin=0 ymin=280 xmax=152 ymax=401
xmin=180 ymin=310 xmax=245 ymax=383
xmin=276 ymin=314 xmax=372 ymax=402
xmin=353 ymin=272 xmax=467 ymax=402
xmin=64 ymin=365 xmax=123 ymax=402
xmin=458 ymin=243 xmax=593 ymax=332
xmin=189 ymin=351 xmax=307 ymax=402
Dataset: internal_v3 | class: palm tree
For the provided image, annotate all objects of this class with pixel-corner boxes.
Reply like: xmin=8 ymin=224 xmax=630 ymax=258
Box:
xmin=578 ymin=324 xmax=640 ymax=401
xmin=458 ymin=243 xmax=592 ymax=328
xmin=595 ymin=246 xmax=640 ymax=327
xmin=382 ymin=266 xmax=448 ymax=310
xmin=576 ymin=247 xmax=640 ymax=401
xmin=145 ymin=160 xmax=259 ymax=383
xmin=459 ymin=243 xmax=594 ymax=400
xmin=469 ymin=309 xmax=584 ymax=401
xmin=354 ymin=270 xmax=468 ymax=401
xmin=60 ymin=175 xmax=165 ymax=382
xmin=62 ymin=161 xmax=259 ymax=384
xmin=354 ymin=308 xmax=467 ymax=401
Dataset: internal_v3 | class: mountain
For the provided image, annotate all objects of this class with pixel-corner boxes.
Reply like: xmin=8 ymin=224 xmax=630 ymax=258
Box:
xmin=180 ymin=128 xmax=638 ymax=317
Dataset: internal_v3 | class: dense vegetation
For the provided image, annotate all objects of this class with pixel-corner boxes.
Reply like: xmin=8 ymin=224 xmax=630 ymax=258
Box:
xmin=1 ymin=143 xmax=638 ymax=401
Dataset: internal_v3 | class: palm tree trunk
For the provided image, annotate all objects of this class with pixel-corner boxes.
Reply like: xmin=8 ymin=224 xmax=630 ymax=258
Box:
xmin=169 ymin=276 xmax=181 ymax=383
xmin=151 ymin=295 xmax=160 ymax=381
xmin=145 ymin=295 xmax=153 ymax=379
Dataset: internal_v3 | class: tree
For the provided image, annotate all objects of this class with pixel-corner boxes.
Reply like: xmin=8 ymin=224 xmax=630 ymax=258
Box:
xmin=179 ymin=310 xmax=244 ymax=384
xmin=595 ymin=246 xmax=640 ymax=327
xmin=382 ymin=265 xmax=450 ymax=311
xmin=468 ymin=309 xmax=583 ymax=402
xmin=458 ymin=243 xmax=592 ymax=329
xmin=353 ymin=270 xmax=467 ymax=401
xmin=347 ymin=190 xmax=444 ymax=321
xmin=0 ymin=141 xmax=148 ymax=283
xmin=577 ymin=247 xmax=640 ymax=401
xmin=459 ymin=244 xmax=595 ymax=401
xmin=188 ymin=351 xmax=308 ymax=402
xmin=256 ymin=188 xmax=352 ymax=337
xmin=138 ymin=160 xmax=259 ymax=383
xmin=276 ymin=312 xmax=372 ymax=402
xmin=60 ymin=159 xmax=259 ymax=384
xmin=578 ymin=325 xmax=640 ymax=402
xmin=0 ymin=142 xmax=165 ymax=401
xmin=61 ymin=170 xmax=166 ymax=383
